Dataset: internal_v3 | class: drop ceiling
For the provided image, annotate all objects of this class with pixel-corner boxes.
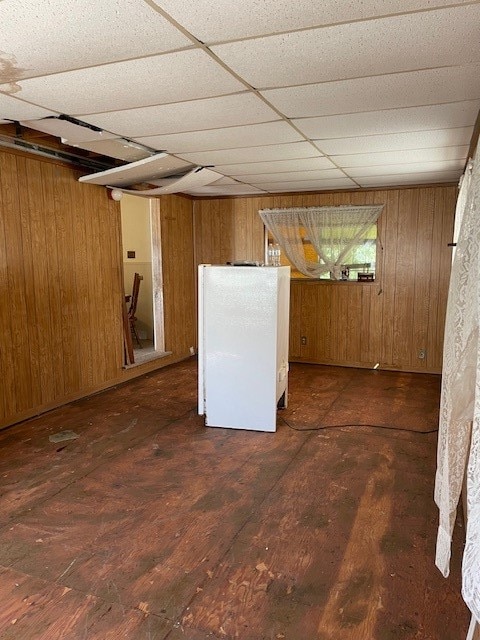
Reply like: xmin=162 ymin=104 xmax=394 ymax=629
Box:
xmin=0 ymin=0 xmax=479 ymax=196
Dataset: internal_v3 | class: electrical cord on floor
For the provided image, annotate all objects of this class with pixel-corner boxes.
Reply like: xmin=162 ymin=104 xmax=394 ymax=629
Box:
xmin=278 ymin=415 xmax=439 ymax=434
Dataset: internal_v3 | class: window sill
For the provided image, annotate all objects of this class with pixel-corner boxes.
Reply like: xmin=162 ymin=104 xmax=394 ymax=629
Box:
xmin=290 ymin=278 xmax=378 ymax=284
xmin=123 ymin=350 xmax=172 ymax=369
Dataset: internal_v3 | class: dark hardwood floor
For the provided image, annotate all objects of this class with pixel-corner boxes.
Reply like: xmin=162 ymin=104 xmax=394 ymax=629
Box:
xmin=0 ymin=359 xmax=469 ymax=639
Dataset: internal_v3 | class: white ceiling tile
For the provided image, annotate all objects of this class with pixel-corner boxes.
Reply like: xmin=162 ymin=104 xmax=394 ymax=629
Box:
xmin=212 ymin=6 xmax=480 ymax=88
xmin=2 ymin=1 xmax=476 ymax=192
xmin=213 ymin=157 xmax=337 ymax=176
xmin=0 ymin=94 xmax=56 ymax=121
xmin=135 ymin=121 xmax=302 ymax=153
xmin=261 ymin=65 xmax=480 ymax=118
xmin=153 ymin=0 xmax=471 ymax=43
xmin=186 ymin=184 xmax=266 ymax=196
xmin=0 ymin=0 xmax=191 ymax=82
xmin=70 ymin=139 xmax=152 ymax=162
xmin=116 ymin=167 xmax=220 ymax=195
xmin=293 ymin=102 xmax=480 ymax=140
xmin=237 ymin=168 xmax=346 ymax=184
xmin=315 ymin=128 xmax=473 ymax=156
xmin=6 ymin=50 xmax=244 ymax=115
xmin=19 ymin=117 xmax=118 ymax=143
xmin=332 ymin=146 xmax=470 ymax=168
xmin=80 ymin=93 xmax=279 ymax=138
xmin=209 ymin=176 xmax=239 ymax=185
xmin=357 ymin=171 xmax=462 ymax=187
xmin=346 ymin=159 xmax=465 ymax=178
xmin=256 ymin=178 xmax=358 ymax=192
xmin=78 ymin=153 xmax=193 ymax=187
xmin=177 ymin=142 xmax=320 ymax=166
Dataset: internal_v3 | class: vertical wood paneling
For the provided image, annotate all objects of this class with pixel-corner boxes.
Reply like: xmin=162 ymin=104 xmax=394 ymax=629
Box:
xmin=232 ymin=198 xmax=248 ymax=261
xmin=0 ymin=153 xmax=17 ymax=416
xmin=431 ymin=187 xmax=457 ymax=372
xmin=232 ymin=197 xmax=265 ymax=261
xmin=367 ymin=191 xmax=386 ymax=366
xmin=347 ymin=285 xmax=363 ymax=364
xmin=0 ymin=149 xmax=196 ymax=429
xmin=194 ymin=185 xmax=456 ymax=373
xmin=289 ymin=282 xmax=302 ymax=358
xmin=194 ymin=197 xmax=269 ymax=265
xmin=0 ymin=157 xmax=458 ymax=428
xmin=81 ymin=177 xmax=108 ymax=385
xmin=16 ymin=157 xmax=42 ymax=409
xmin=55 ymin=165 xmax=82 ymax=394
xmin=319 ymin=284 xmax=333 ymax=362
xmin=41 ymin=163 xmax=67 ymax=399
xmin=73 ymin=173 xmax=94 ymax=389
xmin=1 ymin=153 xmax=33 ymax=413
xmin=428 ymin=190 xmax=444 ymax=372
xmin=299 ymin=283 xmax=318 ymax=360
xmin=81 ymin=178 xmax=102 ymax=385
xmin=368 ymin=287 xmax=383 ymax=365
xmin=360 ymin=287 xmax=373 ymax=361
xmin=379 ymin=190 xmax=398 ymax=367
xmin=330 ymin=286 xmax=345 ymax=363
xmin=412 ymin=188 xmax=436 ymax=369
xmin=391 ymin=189 xmax=418 ymax=368
xmin=160 ymin=195 xmax=196 ymax=355
xmin=194 ymin=199 xmax=235 ymax=265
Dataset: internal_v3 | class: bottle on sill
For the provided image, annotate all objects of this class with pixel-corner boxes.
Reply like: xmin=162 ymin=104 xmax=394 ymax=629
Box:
xmin=267 ymin=243 xmax=274 ymax=265
xmin=273 ymin=244 xmax=281 ymax=267
xmin=268 ymin=243 xmax=281 ymax=266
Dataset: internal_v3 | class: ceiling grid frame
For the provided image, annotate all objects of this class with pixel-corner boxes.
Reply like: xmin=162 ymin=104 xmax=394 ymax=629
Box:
xmin=0 ymin=0 xmax=478 ymax=194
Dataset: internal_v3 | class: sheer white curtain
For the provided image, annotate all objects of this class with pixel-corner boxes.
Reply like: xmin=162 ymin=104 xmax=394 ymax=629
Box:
xmin=435 ymin=149 xmax=480 ymax=625
xmin=259 ymin=209 xmax=314 ymax=277
xmin=259 ymin=205 xmax=383 ymax=279
xmin=452 ymin=161 xmax=473 ymax=262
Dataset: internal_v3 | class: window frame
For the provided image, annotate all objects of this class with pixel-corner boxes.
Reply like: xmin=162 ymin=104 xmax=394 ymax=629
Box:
xmin=264 ymin=220 xmax=382 ymax=283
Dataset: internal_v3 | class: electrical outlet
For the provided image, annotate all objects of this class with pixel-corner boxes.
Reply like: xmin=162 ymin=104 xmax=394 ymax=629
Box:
xmin=301 ymin=336 xmax=307 ymax=346
xmin=418 ymin=349 xmax=426 ymax=360
xmin=189 ymin=346 xmax=195 ymax=355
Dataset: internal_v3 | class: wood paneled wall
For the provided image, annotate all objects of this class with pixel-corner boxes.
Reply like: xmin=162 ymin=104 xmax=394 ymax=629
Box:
xmin=159 ymin=194 xmax=196 ymax=355
xmin=0 ymin=149 xmax=455 ymax=429
xmin=194 ymin=186 xmax=456 ymax=373
xmin=0 ymin=149 xmax=196 ymax=429
xmin=194 ymin=197 xmax=265 ymax=265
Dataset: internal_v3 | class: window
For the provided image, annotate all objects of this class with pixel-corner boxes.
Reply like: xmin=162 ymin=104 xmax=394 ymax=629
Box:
xmin=312 ymin=222 xmax=377 ymax=281
xmin=260 ymin=205 xmax=383 ymax=281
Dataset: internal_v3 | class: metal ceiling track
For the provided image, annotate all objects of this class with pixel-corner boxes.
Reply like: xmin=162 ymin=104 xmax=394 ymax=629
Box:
xmin=0 ymin=133 xmax=115 ymax=172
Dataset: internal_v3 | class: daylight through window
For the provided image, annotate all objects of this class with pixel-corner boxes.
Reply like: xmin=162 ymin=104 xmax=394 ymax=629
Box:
xmin=260 ymin=205 xmax=383 ymax=281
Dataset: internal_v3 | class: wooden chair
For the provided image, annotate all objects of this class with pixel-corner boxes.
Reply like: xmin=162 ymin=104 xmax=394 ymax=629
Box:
xmin=128 ymin=273 xmax=143 ymax=348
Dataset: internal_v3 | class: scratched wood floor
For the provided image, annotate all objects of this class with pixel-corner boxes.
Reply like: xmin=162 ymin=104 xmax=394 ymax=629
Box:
xmin=0 ymin=359 xmax=469 ymax=640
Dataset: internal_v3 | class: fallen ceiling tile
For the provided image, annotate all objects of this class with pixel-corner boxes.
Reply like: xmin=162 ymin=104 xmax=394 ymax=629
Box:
xmin=78 ymin=153 xmax=193 ymax=187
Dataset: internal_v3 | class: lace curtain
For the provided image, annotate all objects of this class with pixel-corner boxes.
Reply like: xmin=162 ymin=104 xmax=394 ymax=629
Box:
xmin=452 ymin=162 xmax=473 ymax=262
xmin=435 ymin=149 xmax=480 ymax=624
xmin=259 ymin=205 xmax=383 ymax=279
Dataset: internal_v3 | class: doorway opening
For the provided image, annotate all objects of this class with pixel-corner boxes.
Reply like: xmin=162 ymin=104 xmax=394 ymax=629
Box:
xmin=120 ymin=194 xmax=166 ymax=366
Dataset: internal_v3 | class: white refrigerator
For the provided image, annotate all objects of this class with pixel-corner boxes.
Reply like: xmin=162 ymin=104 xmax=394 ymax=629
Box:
xmin=198 ymin=265 xmax=290 ymax=432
